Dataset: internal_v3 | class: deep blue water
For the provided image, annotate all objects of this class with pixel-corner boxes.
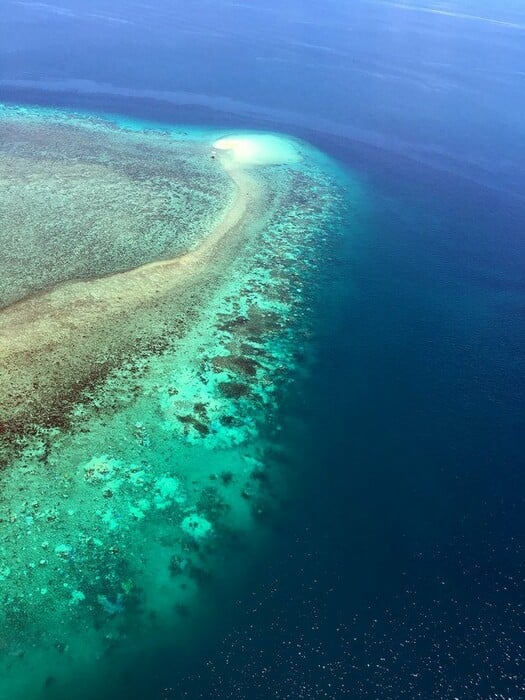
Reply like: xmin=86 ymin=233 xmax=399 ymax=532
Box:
xmin=1 ymin=1 xmax=524 ymax=698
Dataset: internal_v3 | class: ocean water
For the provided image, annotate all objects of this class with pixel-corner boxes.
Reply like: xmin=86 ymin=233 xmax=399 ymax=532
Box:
xmin=0 ymin=1 xmax=524 ymax=699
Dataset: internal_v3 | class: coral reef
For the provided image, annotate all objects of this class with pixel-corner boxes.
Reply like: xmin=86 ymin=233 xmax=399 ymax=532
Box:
xmin=0 ymin=106 xmax=354 ymax=698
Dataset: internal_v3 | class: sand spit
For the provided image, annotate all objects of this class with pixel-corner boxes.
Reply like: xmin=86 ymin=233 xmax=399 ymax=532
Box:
xmin=0 ymin=162 xmax=263 ymax=436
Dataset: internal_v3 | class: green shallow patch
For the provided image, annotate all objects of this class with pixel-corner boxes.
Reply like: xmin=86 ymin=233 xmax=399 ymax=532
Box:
xmin=0 ymin=105 xmax=363 ymax=699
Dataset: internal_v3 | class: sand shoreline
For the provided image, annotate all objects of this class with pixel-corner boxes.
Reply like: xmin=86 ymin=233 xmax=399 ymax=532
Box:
xmin=0 ymin=160 xmax=262 ymax=435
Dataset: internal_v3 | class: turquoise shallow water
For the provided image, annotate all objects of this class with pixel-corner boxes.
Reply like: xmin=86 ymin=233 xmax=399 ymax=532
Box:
xmin=0 ymin=104 xmax=361 ymax=699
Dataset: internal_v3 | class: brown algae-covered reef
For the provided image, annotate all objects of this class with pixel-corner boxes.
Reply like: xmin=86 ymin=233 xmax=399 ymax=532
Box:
xmin=0 ymin=105 xmax=358 ymax=698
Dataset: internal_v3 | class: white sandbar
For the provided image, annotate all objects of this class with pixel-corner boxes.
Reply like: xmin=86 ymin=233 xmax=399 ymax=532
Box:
xmin=213 ymin=133 xmax=302 ymax=166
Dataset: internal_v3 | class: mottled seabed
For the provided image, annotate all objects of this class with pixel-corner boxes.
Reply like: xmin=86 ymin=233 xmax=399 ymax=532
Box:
xmin=0 ymin=104 xmax=359 ymax=699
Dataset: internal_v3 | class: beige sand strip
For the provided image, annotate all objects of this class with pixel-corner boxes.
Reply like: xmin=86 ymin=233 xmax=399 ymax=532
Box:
xmin=0 ymin=163 xmax=262 ymax=434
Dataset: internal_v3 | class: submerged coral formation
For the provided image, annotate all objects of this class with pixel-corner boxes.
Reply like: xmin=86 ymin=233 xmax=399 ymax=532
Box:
xmin=0 ymin=105 xmax=355 ymax=699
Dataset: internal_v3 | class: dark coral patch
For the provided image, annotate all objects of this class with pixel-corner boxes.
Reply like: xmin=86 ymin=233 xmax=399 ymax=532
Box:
xmin=217 ymin=381 xmax=250 ymax=399
xmin=176 ymin=414 xmax=210 ymax=436
xmin=212 ymin=355 xmax=260 ymax=377
xmin=217 ymin=308 xmax=282 ymax=340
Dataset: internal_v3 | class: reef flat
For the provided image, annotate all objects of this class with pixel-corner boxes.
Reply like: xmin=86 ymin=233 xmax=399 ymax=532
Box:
xmin=0 ymin=105 xmax=235 ymax=309
xmin=0 ymin=105 xmax=355 ymax=698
